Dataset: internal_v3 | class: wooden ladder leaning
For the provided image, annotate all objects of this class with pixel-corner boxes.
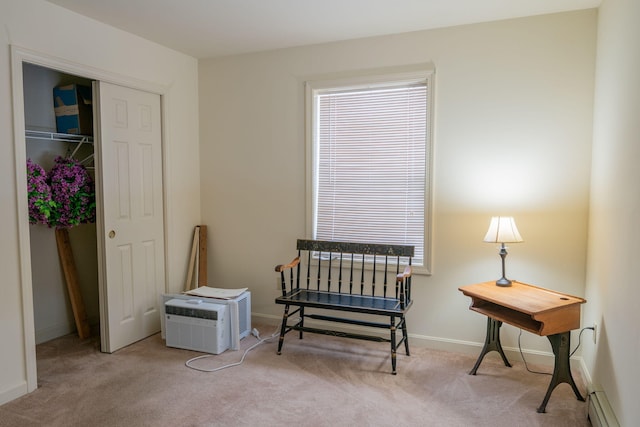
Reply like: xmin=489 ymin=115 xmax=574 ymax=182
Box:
xmin=184 ymin=225 xmax=208 ymax=292
xmin=55 ymin=228 xmax=91 ymax=339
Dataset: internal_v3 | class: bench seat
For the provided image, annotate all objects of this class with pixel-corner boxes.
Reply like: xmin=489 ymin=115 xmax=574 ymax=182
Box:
xmin=278 ymin=289 xmax=411 ymax=314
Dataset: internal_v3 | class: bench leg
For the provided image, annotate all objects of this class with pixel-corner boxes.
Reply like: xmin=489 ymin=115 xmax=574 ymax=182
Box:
xmin=390 ymin=316 xmax=398 ymax=375
xmin=299 ymin=307 xmax=304 ymax=339
xmin=401 ymin=315 xmax=410 ymax=356
xmin=277 ymin=304 xmax=290 ymax=355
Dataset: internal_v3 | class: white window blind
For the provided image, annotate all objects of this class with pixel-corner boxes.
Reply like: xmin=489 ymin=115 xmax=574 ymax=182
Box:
xmin=313 ymin=81 xmax=428 ymax=265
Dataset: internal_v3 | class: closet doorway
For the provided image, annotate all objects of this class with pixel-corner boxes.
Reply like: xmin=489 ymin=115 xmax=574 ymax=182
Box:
xmin=23 ymin=63 xmax=99 ymax=347
xmin=13 ymin=48 xmax=168 ymax=392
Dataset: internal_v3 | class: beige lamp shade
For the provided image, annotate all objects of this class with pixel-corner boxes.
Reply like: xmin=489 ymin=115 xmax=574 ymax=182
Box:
xmin=483 ymin=216 xmax=523 ymax=243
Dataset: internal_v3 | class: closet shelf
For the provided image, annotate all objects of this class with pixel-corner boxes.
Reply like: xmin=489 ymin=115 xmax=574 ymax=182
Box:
xmin=25 ymin=129 xmax=93 ymax=144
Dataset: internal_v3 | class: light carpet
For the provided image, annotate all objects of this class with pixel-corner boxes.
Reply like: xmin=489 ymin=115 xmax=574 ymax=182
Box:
xmin=0 ymin=324 xmax=590 ymax=426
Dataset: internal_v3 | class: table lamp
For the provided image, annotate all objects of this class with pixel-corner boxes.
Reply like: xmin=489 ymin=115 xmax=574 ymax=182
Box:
xmin=483 ymin=216 xmax=523 ymax=287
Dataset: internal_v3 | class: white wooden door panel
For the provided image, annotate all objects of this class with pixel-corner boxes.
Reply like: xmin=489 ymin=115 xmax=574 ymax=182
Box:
xmin=96 ymin=82 xmax=165 ymax=353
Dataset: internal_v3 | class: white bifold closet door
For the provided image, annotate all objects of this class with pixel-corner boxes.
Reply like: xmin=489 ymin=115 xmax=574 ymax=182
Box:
xmin=94 ymin=81 xmax=166 ymax=353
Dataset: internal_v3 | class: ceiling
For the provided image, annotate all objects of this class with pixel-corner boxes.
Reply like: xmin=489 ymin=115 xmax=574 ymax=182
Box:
xmin=45 ymin=0 xmax=600 ymax=59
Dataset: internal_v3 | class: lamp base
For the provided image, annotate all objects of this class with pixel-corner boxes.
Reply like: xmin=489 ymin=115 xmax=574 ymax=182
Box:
xmin=495 ymin=277 xmax=512 ymax=287
xmin=495 ymin=244 xmax=512 ymax=287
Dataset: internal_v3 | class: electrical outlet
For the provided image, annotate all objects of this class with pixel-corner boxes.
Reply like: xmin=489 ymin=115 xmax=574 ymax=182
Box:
xmin=593 ymin=322 xmax=597 ymax=344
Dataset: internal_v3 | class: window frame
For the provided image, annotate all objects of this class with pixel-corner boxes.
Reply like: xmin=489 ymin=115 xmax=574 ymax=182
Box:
xmin=304 ymin=68 xmax=435 ymax=275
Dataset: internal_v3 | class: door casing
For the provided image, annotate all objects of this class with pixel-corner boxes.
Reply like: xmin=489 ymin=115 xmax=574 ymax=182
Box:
xmin=11 ymin=46 xmax=170 ymax=392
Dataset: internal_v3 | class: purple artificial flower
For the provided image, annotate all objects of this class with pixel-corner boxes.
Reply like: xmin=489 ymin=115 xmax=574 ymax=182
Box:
xmin=48 ymin=156 xmax=96 ymax=229
xmin=26 ymin=159 xmax=55 ymax=225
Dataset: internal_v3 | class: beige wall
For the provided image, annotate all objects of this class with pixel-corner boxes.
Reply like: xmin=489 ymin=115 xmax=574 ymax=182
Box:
xmin=584 ymin=0 xmax=640 ymax=424
xmin=4 ymin=0 xmax=620 ymax=417
xmin=199 ymin=9 xmax=596 ymax=360
xmin=0 ymin=0 xmax=200 ymax=404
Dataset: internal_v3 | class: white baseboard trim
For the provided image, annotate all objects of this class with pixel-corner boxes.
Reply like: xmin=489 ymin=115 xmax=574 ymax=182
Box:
xmin=34 ymin=314 xmax=100 ymax=345
xmin=578 ymin=356 xmax=593 ymax=385
xmin=35 ymin=322 xmax=74 ymax=345
xmin=0 ymin=381 xmax=28 ymax=406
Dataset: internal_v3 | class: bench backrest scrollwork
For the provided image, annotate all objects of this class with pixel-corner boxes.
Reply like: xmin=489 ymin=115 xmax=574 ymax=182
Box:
xmin=277 ymin=239 xmax=414 ymax=305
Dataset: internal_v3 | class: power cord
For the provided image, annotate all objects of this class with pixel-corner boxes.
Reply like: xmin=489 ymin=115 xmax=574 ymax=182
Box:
xmin=518 ymin=326 xmax=595 ymax=375
xmin=570 ymin=326 xmax=594 ymax=357
xmin=518 ymin=329 xmax=551 ymax=376
xmin=185 ymin=326 xmax=280 ymax=372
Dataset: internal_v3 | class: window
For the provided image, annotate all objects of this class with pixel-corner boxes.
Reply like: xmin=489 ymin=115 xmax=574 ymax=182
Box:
xmin=306 ymin=69 xmax=433 ymax=271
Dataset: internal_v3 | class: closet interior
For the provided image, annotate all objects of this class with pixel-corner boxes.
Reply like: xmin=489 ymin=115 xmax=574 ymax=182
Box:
xmin=23 ymin=63 xmax=100 ymax=344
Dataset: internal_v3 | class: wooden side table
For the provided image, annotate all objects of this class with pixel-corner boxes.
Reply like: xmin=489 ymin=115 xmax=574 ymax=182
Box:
xmin=458 ymin=280 xmax=586 ymax=413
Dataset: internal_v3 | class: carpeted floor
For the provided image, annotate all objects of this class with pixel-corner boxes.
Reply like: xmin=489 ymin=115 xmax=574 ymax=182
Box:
xmin=0 ymin=324 xmax=590 ymax=426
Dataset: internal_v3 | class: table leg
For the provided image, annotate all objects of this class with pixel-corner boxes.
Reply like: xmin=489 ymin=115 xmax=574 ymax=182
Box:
xmin=537 ymin=332 xmax=585 ymax=413
xmin=469 ymin=317 xmax=512 ymax=375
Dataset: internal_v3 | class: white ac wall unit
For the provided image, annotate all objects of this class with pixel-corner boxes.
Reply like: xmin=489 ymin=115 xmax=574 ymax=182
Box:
xmin=161 ymin=291 xmax=251 ymax=350
xmin=165 ymin=299 xmax=230 ymax=354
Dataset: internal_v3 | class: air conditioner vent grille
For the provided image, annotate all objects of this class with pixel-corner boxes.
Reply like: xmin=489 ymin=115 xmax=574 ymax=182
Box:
xmin=166 ymin=304 xmax=219 ymax=320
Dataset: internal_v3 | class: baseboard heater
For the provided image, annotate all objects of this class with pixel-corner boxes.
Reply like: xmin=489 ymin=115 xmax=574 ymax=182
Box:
xmin=587 ymin=385 xmax=620 ymax=427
